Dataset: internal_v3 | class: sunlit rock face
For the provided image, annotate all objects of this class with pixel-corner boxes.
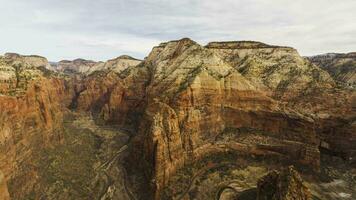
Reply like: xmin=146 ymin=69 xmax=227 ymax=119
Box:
xmin=206 ymin=41 xmax=356 ymax=167
xmin=205 ymin=41 xmax=335 ymax=101
xmin=129 ymin=38 xmax=329 ymax=199
xmin=0 ymin=54 xmax=70 ymax=199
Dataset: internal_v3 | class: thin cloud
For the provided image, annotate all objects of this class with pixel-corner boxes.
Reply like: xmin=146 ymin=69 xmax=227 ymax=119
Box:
xmin=0 ymin=0 xmax=355 ymax=61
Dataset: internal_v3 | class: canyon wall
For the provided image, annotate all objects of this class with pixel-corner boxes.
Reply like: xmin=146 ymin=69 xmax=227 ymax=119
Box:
xmin=128 ymin=39 xmax=326 ymax=199
xmin=0 ymin=54 xmax=70 ymax=199
xmin=0 ymin=39 xmax=355 ymax=200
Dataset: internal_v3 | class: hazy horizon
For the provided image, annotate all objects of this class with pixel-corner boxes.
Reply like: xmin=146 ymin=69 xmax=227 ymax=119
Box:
xmin=1 ymin=0 xmax=355 ymax=61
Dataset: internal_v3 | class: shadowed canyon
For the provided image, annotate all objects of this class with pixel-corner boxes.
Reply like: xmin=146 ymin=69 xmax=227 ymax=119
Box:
xmin=0 ymin=38 xmax=355 ymax=200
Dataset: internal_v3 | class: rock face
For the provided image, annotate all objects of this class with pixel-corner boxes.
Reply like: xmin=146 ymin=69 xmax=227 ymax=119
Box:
xmin=0 ymin=54 xmax=69 ymax=199
xmin=3 ymin=53 xmax=55 ymax=71
xmin=206 ymin=41 xmax=356 ymax=163
xmin=308 ymin=52 xmax=356 ymax=89
xmin=205 ymin=41 xmax=335 ymax=101
xmin=257 ymin=166 xmax=311 ymax=200
xmin=0 ymin=170 xmax=10 ymax=200
xmin=129 ymin=39 xmax=329 ymax=199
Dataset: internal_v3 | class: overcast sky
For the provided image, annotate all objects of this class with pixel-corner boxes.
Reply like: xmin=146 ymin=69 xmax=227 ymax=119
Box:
xmin=0 ymin=0 xmax=355 ymax=61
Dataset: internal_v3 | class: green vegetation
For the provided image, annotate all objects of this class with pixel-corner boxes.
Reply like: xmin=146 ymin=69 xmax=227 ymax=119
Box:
xmin=176 ymin=64 xmax=203 ymax=94
xmin=36 ymin=116 xmax=100 ymax=199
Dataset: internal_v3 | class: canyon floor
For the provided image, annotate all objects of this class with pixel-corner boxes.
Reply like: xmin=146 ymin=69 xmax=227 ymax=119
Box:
xmin=18 ymin=112 xmax=355 ymax=200
xmin=23 ymin=112 xmax=137 ymax=200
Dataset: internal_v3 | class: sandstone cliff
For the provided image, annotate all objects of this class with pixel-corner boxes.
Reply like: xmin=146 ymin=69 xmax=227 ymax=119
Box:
xmin=205 ymin=41 xmax=335 ymax=101
xmin=0 ymin=54 xmax=69 ymax=199
xmin=128 ymin=39 xmax=325 ymax=199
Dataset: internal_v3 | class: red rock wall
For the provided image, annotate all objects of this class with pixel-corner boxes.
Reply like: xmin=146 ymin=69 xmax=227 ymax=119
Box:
xmin=0 ymin=78 xmax=68 ymax=199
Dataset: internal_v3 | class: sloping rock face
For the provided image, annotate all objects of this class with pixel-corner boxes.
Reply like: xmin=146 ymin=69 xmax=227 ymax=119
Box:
xmin=129 ymin=39 xmax=324 ymax=199
xmin=205 ymin=41 xmax=356 ymax=164
xmin=3 ymin=53 xmax=55 ymax=71
xmin=0 ymin=54 xmax=70 ymax=199
xmin=61 ymin=56 xmax=144 ymax=127
xmin=305 ymin=53 xmax=356 ymax=161
xmin=257 ymin=166 xmax=311 ymax=200
xmin=70 ymin=63 xmax=148 ymax=127
xmin=205 ymin=41 xmax=335 ymax=101
xmin=308 ymin=52 xmax=356 ymax=89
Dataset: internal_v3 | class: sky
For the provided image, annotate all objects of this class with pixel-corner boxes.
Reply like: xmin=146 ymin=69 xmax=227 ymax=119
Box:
xmin=0 ymin=0 xmax=355 ymax=61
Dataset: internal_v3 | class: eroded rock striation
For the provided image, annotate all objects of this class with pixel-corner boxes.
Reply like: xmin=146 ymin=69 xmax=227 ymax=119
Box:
xmin=130 ymin=39 xmax=325 ymax=199
xmin=0 ymin=54 xmax=70 ymax=199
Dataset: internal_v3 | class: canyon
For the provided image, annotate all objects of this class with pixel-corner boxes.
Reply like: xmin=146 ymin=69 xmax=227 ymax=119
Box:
xmin=0 ymin=39 xmax=355 ymax=200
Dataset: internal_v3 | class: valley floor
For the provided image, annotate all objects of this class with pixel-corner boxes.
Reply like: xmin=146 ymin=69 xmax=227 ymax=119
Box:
xmin=27 ymin=112 xmax=137 ymax=200
xmin=19 ymin=112 xmax=355 ymax=200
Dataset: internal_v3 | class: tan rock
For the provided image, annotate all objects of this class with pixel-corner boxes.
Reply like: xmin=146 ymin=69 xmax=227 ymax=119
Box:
xmin=257 ymin=166 xmax=311 ymax=200
xmin=0 ymin=170 xmax=10 ymax=200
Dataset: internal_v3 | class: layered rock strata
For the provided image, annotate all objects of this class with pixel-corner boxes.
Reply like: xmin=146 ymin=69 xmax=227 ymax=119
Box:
xmin=128 ymin=39 xmax=328 ymax=199
xmin=0 ymin=54 xmax=69 ymax=199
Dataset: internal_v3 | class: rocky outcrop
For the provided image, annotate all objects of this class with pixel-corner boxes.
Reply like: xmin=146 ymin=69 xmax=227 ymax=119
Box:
xmin=132 ymin=102 xmax=185 ymax=198
xmin=128 ymin=39 xmax=324 ymax=199
xmin=257 ymin=166 xmax=311 ymax=200
xmin=205 ymin=41 xmax=335 ymax=101
xmin=308 ymin=52 xmax=356 ymax=89
xmin=206 ymin=41 xmax=356 ymax=163
xmin=3 ymin=53 xmax=55 ymax=71
xmin=70 ymin=63 xmax=148 ymax=128
xmin=0 ymin=54 xmax=69 ymax=199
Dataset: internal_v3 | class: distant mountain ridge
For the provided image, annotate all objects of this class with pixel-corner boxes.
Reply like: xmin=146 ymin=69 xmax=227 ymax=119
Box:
xmin=307 ymin=52 xmax=356 ymax=89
